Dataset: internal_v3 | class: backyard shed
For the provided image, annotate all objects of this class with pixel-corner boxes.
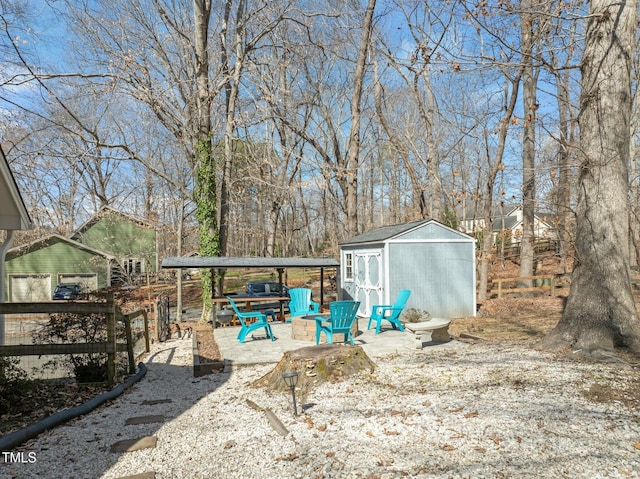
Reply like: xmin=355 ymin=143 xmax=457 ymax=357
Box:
xmin=339 ymin=220 xmax=476 ymax=318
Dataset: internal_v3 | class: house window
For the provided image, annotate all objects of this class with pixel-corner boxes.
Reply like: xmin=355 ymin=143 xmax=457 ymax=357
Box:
xmin=344 ymin=252 xmax=354 ymax=282
xmin=123 ymin=258 xmax=145 ymax=275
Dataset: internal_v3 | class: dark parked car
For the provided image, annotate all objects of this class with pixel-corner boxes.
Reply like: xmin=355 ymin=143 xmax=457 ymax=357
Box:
xmin=52 ymin=283 xmax=82 ymax=300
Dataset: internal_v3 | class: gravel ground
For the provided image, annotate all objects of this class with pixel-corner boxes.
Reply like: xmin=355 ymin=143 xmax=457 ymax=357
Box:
xmin=1 ymin=335 xmax=639 ymax=479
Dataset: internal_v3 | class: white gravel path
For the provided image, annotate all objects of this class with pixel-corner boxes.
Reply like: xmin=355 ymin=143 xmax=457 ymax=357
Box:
xmin=1 ymin=335 xmax=639 ymax=479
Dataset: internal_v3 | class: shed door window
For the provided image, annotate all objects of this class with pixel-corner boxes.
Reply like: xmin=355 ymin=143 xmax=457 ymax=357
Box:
xmin=344 ymin=252 xmax=354 ymax=281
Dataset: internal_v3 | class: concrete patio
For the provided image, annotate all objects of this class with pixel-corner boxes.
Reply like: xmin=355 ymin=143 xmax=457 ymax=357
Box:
xmin=212 ymin=318 xmax=461 ymax=370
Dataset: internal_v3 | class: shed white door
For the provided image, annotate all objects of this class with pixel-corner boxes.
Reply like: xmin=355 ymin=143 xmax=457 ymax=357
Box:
xmin=9 ymin=274 xmax=52 ymax=302
xmin=354 ymin=250 xmax=383 ymax=316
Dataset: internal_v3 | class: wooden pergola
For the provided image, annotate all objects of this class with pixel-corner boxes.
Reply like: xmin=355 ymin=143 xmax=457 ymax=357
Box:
xmin=161 ymin=256 xmax=340 ymax=310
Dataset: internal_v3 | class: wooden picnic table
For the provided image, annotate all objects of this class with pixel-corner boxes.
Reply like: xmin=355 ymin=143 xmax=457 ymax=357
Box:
xmin=212 ymin=296 xmax=289 ymax=320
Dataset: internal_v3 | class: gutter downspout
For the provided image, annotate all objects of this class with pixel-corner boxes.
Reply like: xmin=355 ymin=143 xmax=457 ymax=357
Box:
xmin=0 ymin=230 xmax=15 ymax=345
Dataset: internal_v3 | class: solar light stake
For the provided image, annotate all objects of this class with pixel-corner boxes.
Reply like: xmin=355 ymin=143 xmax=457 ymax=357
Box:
xmin=282 ymin=371 xmax=299 ymax=416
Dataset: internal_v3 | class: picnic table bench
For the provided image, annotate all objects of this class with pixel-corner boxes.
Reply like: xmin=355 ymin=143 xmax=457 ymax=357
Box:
xmin=405 ymin=318 xmax=452 ymax=348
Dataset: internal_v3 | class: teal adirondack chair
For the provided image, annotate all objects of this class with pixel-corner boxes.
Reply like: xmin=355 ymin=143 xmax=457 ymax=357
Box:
xmin=226 ymin=296 xmax=275 ymax=343
xmin=287 ymin=288 xmax=320 ymax=322
xmin=367 ymin=290 xmax=411 ymax=334
xmin=315 ymin=300 xmax=360 ymax=345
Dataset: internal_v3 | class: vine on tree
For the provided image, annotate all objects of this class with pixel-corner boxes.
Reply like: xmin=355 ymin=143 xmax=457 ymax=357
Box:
xmin=195 ymin=138 xmax=220 ymax=320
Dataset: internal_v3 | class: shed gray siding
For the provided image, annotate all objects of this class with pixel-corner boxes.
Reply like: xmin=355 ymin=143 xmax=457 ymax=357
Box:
xmin=387 ymin=241 xmax=475 ymax=317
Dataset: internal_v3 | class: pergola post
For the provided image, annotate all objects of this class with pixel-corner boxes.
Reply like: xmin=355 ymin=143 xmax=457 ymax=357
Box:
xmin=277 ymin=268 xmax=285 ymax=319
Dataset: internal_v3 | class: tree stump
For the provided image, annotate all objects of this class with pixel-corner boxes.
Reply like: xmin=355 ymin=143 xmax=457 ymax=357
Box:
xmin=252 ymin=344 xmax=376 ymax=402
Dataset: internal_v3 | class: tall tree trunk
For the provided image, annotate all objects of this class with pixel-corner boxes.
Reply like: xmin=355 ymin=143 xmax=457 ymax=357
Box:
xmin=373 ymin=58 xmax=428 ymax=218
xmin=556 ymin=64 xmax=574 ymax=274
xmin=343 ymin=0 xmax=376 ymax=237
xmin=416 ymin=70 xmax=443 ymax=221
xmin=216 ymin=0 xmax=246 ymax=296
xmin=176 ymin=196 xmax=185 ymax=322
xmin=518 ymin=1 xmax=537 ymax=288
xmin=193 ymin=0 xmax=219 ymax=322
xmin=477 ymin=73 xmax=522 ymax=302
xmin=540 ymin=0 xmax=640 ymax=356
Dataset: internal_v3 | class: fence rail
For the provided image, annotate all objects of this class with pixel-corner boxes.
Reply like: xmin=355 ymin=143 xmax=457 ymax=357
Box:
xmin=0 ymin=296 xmax=151 ymax=384
xmin=489 ymin=274 xmax=557 ymax=298
xmin=482 ymin=272 xmax=640 ymax=299
xmin=495 ymin=239 xmax=560 ymax=258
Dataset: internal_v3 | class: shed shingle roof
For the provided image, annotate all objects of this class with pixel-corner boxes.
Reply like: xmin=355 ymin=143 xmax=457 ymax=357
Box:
xmin=338 ymin=220 xmax=431 ymax=246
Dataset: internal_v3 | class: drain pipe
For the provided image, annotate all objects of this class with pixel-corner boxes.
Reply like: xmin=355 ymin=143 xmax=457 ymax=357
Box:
xmin=0 ymin=229 xmax=14 ymax=345
xmin=0 ymin=362 xmax=148 ymax=451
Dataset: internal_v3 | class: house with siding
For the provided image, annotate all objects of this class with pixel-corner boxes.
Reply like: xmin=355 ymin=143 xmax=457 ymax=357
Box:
xmin=339 ymin=220 xmax=476 ymax=319
xmin=4 ymin=206 xmax=157 ymax=301
xmin=4 ymin=235 xmax=113 ymax=301
xmin=71 ymin=206 xmax=158 ymax=280
xmin=459 ymin=204 xmax=555 ymax=244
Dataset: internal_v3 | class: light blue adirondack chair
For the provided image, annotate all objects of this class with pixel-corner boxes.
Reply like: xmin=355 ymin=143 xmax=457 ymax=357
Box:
xmin=367 ymin=290 xmax=411 ymax=334
xmin=226 ymin=296 xmax=275 ymax=343
xmin=315 ymin=300 xmax=360 ymax=345
xmin=287 ymin=288 xmax=320 ymax=322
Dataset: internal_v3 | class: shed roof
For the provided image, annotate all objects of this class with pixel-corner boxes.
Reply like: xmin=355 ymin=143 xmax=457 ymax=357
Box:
xmin=0 ymin=145 xmax=33 ymax=230
xmin=339 ymin=219 xmax=472 ymax=246
xmin=161 ymin=256 xmax=339 ymax=269
xmin=339 ymin=220 xmax=428 ymax=246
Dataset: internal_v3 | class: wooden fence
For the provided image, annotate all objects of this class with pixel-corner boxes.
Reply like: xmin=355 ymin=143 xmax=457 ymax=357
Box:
xmin=481 ymin=271 xmax=640 ymax=299
xmin=495 ymin=239 xmax=559 ymax=259
xmin=0 ymin=296 xmax=150 ymax=385
xmin=488 ymin=274 xmax=558 ymax=298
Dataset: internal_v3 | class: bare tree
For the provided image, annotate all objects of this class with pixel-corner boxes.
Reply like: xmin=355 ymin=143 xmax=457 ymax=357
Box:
xmin=518 ymin=0 xmax=539 ymax=287
xmin=342 ymin=0 xmax=376 ymax=236
xmin=542 ymin=1 xmax=581 ymax=274
xmin=374 ymin=1 xmax=452 ymax=221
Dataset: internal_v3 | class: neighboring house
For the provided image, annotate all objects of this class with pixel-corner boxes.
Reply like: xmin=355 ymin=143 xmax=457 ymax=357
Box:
xmin=339 ymin=220 xmax=476 ymax=319
xmin=459 ymin=204 xmax=555 ymax=244
xmin=4 ymin=206 xmax=158 ymax=301
xmin=71 ymin=206 xmax=158 ymax=280
xmin=4 ymin=235 xmax=114 ymax=302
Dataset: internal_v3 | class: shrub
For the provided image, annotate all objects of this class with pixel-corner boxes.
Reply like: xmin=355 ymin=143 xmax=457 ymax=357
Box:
xmin=32 ymin=312 xmax=127 ymax=383
xmin=0 ymin=356 xmax=33 ymax=415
